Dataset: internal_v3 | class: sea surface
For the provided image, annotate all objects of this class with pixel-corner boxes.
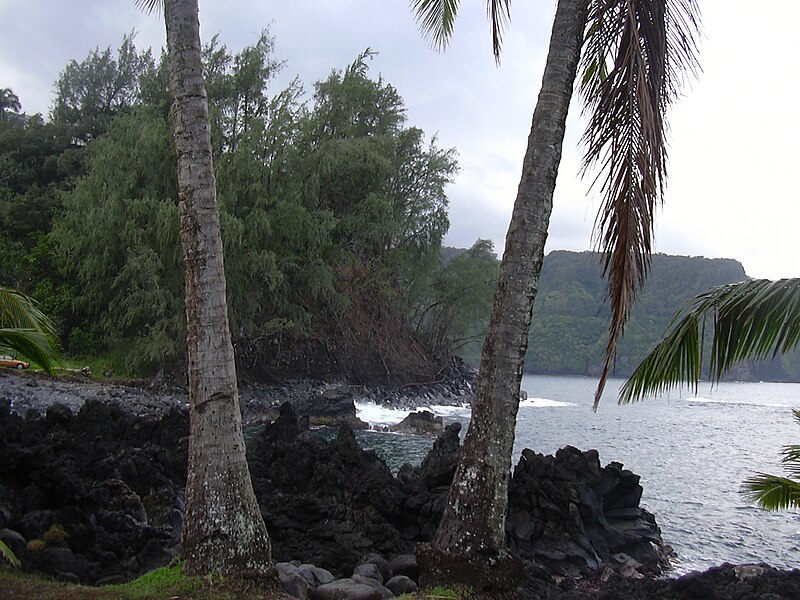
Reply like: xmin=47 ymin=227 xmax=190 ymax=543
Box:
xmin=352 ymin=374 xmax=800 ymax=575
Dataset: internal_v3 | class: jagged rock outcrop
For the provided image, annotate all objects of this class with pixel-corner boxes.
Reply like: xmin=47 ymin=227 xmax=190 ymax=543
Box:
xmin=506 ymin=446 xmax=669 ymax=580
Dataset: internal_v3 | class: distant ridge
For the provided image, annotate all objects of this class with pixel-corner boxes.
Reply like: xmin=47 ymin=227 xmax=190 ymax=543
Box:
xmin=525 ymin=250 xmax=749 ymax=378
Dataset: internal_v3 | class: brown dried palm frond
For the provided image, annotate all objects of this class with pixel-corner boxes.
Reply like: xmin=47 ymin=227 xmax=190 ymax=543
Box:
xmin=580 ymin=0 xmax=701 ymax=409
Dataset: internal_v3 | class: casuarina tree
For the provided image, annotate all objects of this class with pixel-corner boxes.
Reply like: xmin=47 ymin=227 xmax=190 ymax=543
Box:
xmin=136 ymin=0 xmax=272 ymax=576
xmin=412 ymin=0 xmax=700 ymax=594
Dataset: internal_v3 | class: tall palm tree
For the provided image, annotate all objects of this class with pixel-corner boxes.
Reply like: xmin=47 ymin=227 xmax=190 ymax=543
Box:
xmin=0 ymin=88 xmax=21 ymax=121
xmin=135 ymin=0 xmax=272 ymax=577
xmin=619 ymin=278 xmax=800 ymax=511
xmin=412 ymin=0 xmax=700 ymax=592
xmin=0 ymin=286 xmax=58 ymax=373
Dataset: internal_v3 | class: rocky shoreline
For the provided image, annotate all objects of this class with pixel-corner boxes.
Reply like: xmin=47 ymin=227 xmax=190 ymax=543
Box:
xmin=0 ymin=368 xmax=472 ymax=431
xmin=1 ymin=370 xmax=799 ymax=598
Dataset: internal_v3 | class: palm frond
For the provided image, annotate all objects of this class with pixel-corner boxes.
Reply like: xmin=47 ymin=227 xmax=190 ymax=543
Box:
xmin=580 ymin=0 xmax=701 ymax=410
xmin=741 ymin=472 xmax=800 ymax=511
xmin=486 ymin=0 xmax=512 ymax=63
xmin=0 ymin=539 xmax=20 ymax=568
xmin=620 ymin=278 xmax=800 ymax=403
xmin=0 ymin=287 xmax=60 ymax=374
xmin=0 ymin=329 xmax=59 ymax=374
xmin=0 ymin=287 xmax=56 ymax=337
xmin=134 ymin=0 xmax=162 ymax=14
xmin=411 ymin=0 xmax=461 ymax=51
xmin=782 ymin=445 xmax=800 ymax=479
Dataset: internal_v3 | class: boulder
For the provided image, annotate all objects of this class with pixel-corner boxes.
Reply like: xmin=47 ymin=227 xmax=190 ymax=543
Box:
xmin=388 ymin=554 xmax=419 ymax=581
xmin=388 ymin=410 xmax=444 ymax=437
xmin=0 ymin=528 xmax=26 ymax=555
xmin=291 ymin=386 xmax=368 ymax=430
xmin=358 ymin=552 xmax=392 ymax=582
xmin=385 ymin=575 xmax=417 ymax=595
xmin=310 ymin=579 xmax=387 ymax=600
xmin=353 ymin=562 xmax=383 ymax=584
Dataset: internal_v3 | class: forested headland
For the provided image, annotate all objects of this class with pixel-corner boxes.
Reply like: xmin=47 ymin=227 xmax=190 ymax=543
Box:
xmin=0 ymin=32 xmax=498 ymax=385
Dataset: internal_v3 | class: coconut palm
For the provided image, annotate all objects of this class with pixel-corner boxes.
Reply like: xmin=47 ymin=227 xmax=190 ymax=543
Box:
xmin=619 ymin=278 xmax=800 ymax=511
xmin=0 ymin=88 xmax=21 ymax=121
xmin=0 ymin=286 xmax=58 ymax=374
xmin=412 ymin=0 xmax=700 ymax=590
xmin=135 ymin=0 xmax=272 ymax=577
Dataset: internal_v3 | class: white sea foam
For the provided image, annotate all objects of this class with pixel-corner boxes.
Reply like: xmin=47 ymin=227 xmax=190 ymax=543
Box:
xmin=519 ymin=397 xmax=574 ymax=408
xmin=426 ymin=404 xmax=471 ymax=416
xmin=354 ymin=401 xmax=471 ymax=427
xmin=354 ymin=402 xmax=411 ymax=426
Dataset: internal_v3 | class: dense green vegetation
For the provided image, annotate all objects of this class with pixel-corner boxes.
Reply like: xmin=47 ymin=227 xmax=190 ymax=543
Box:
xmin=0 ymin=33 xmax=497 ymax=383
xmin=526 ymin=251 xmax=800 ymax=380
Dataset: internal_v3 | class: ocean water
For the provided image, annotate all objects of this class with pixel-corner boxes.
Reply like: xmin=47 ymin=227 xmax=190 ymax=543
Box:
xmin=353 ymin=374 xmax=800 ymax=575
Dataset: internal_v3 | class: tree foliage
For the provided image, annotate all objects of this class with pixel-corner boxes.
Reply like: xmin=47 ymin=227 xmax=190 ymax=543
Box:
xmin=417 ymin=239 xmax=499 ymax=361
xmin=3 ymin=32 xmax=466 ymax=379
xmin=52 ymin=33 xmax=156 ymax=142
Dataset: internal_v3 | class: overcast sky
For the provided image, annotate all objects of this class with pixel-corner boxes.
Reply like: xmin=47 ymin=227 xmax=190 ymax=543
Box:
xmin=1 ymin=0 xmax=797 ymax=279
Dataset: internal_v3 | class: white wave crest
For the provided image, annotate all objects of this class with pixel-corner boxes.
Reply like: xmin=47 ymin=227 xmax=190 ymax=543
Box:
xmin=685 ymin=397 xmax=792 ymax=408
xmin=519 ymin=397 xmax=574 ymax=408
xmin=354 ymin=402 xmax=411 ymax=426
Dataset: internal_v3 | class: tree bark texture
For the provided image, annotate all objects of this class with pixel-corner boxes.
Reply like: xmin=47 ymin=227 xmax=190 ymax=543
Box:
xmin=424 ymin=0 xmax=589 ymax=574
xmin=165 ymin=0 xmax=272 ymax=576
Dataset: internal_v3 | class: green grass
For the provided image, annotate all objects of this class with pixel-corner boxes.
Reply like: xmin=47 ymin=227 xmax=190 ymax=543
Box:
xmin=0 ymin=564 xmax=292 ymax=600
xmin=99 ymin=565 xmax=203 ymax=599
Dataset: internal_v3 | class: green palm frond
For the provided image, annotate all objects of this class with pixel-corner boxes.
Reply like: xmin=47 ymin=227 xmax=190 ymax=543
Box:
xmin=0 ymin=287 xmax=56 ymax=336
xmin=411 ymin=0 xmax=461 ymax=51
xmin=0 ymin=287 xmax=59 ymax=374
xmin=581 ymin=0 xmax=701 ymax=409
xmin=782 ymin=445 xmax=800 ymax=479
xmin=411 ymin=0 xmax=510 ymax=61
xmin=741 ymin=473 xmax=800 ymax=511
xmin=0 ymin=539 xmax=20 ymax=568
xmin=620 ymin=278 xmax=800 ymax=404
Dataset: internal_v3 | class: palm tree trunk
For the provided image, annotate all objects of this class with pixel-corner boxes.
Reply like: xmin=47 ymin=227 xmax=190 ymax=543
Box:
xmin=418 ymin=0 xmax=588 ymax=593
xmin=164 ymin=0 xmax=272 ymax=576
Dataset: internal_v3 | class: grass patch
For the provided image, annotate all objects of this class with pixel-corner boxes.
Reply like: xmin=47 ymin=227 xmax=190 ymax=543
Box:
xmin=0 ymin=564 xmax=293 ymax=600
xmin=395 ymin=587 xmax=464 ymax=599
xmin=100 ymin=565 xmax=203 ymax=598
